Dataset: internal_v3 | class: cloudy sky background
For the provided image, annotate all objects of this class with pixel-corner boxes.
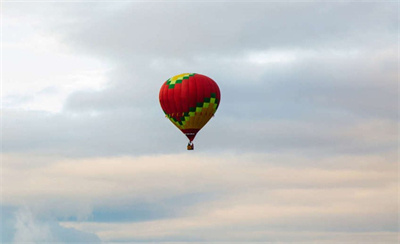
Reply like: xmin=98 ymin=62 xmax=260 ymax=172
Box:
xmin=1 ymin=1 xmax=398 ymax=243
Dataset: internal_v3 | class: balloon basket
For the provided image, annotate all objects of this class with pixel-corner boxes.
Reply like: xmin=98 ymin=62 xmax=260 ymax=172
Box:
xmin=187 ymin=142 xmax=194 ymax=150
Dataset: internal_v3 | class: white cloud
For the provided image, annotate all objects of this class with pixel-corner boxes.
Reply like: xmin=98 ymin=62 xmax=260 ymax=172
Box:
xmin=13 ymin=207 xmax=55 ymax=242
xmin=3 ymin=7 xmax=111 ymax=113
xmin=246 ymin=50 xmax=298 ymax=65
xmin=11 ymin=207 xmax=101 ymax=243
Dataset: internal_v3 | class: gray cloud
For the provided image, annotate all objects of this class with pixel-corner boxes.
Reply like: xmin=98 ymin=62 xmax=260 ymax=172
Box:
xmin=58 ymin=47 xmax=397 ymax=156
xmin=3 ymin=1 xmax=398 ymax=243
xmin=3 ymin=106 xmax=396 ymax=157
xmin=54 ymin=2 xmax=396 ymax=58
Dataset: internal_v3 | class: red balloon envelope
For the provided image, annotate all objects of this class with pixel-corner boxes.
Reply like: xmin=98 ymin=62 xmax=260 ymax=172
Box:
xmin=159 ymin=73 xmax=221 ymax=148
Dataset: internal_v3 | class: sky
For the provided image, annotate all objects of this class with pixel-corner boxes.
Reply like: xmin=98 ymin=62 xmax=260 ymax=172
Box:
xmin=1 ymin=0 xmax=399 ymax=243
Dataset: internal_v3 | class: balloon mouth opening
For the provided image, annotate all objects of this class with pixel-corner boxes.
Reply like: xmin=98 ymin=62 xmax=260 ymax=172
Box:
xmin=182 ymin=129 xmax=199 ymax=142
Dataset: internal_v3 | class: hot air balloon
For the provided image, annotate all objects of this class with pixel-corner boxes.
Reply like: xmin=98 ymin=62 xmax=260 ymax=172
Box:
xmin=159 ymin=73 xmax=221 ymax=150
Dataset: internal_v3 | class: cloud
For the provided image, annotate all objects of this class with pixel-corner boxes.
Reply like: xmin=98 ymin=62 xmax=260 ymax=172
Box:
xmin=3 ymin=153 xmax=397 ymax=242
xmin=2 ymin=1 xmax=398 ymax=243
xmin=52 ymin=2 xmax=396 ymax=58
xmin=13 ymin=207 xmax=55 ymax=242
xmin=6 ymin=2 xmax=396 ymax=119
xmin=59 ymin=180 xmax=397 ymax=242
xmin=0 ymin=206 xmax=100 ymax=243
xmin=2 ymin=3 xmax=110 ymax=113
xmin=2 ymin=107 xmax=397 ymax=157
xmin=4 ymin=152 xmax=396 ymax=204
xmin=3 ymin=2 xmax=397 ymax=157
